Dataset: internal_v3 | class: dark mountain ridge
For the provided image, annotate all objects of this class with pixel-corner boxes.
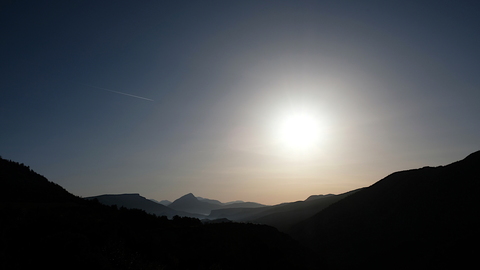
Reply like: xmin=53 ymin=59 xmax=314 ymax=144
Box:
xmin=0 ymin=158 xmax=80 ymax=204
xmin=197 ymin=196 xmax=266 ymax=207
xmin=196 ymin=196 xmax=223 ymax=205
xmin=0 ymin=157 xmax=315 ymax=270
xmin=168 ymin=192 xmax=266 ymax=215
xmin=86 ymin=193 xmax=205 ymax=219
xmin=252 ymin=189 xmax=362 ymax=232
xmin=305 ymin=194 xmax=334 ymax=201
xmin=4 ymin=150 xmax=479 ymax=269
xmin=290 ymin=150 xmax=480 ymax=269
xmin=168 ymin=193 xmax=212 ymax=214
xmin=209 ymin=189 xmax=362 ymax=232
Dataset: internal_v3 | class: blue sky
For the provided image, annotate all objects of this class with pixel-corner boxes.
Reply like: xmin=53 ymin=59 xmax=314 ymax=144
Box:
xmin=1 ymin=1 xmax=479 ymax=204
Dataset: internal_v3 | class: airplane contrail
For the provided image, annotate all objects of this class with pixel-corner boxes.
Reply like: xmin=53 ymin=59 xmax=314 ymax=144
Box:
xmin=81 ymin=83 xmax=154 ymax=102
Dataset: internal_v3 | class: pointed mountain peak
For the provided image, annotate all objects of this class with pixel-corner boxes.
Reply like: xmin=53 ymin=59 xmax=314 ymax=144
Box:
xmin=182 ymin=193 xmax=196 ymax=199
xmin=172 ymin=193 xmax=198 ymax=203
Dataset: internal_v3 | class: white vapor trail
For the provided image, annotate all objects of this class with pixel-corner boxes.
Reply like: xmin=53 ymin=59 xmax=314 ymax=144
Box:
xmin=82 ymin=84 xmax=154 ymax=102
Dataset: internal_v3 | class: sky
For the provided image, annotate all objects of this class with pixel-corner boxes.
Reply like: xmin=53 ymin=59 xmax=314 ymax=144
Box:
xmin=1 ymin=0 xmax=479 ymax=205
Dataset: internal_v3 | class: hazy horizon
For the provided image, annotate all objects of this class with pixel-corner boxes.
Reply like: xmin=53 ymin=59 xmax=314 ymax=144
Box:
xmin=84 ymin=150 xmax=477 ymax=205
xmin=2 ymin=1 xmax=479 ymax=205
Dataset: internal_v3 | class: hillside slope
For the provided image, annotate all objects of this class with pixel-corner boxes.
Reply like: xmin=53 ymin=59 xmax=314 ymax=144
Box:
xmin=0 ymin=157 xmax=316 ymax=270
xmin=252 ymin=189 xmax=362 ymax=232
xmin=209 ymin=190 xmax=362 ymax=232
xmin=290 ymin=151 xmax=480 ymax=269
xmin=0 ymin=158 xmax=80 ymax=203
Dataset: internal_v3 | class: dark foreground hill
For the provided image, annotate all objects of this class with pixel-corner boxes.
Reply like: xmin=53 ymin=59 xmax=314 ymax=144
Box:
xmin=0 ymin=158 xmax=80 ymax=204
xmin=290 ymin=151 xmax=480 ymax=269
xmin=0 ymin=157 xmax=318 ymax=270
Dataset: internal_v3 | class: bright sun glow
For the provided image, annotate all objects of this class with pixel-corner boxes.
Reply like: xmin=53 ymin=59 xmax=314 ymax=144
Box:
xmin=279 ymin=112 xmax=321 ymax=150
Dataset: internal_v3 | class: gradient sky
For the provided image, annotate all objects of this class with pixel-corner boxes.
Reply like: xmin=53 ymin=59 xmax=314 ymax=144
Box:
xmin=2 ymin=1 xmax=479 ymax=205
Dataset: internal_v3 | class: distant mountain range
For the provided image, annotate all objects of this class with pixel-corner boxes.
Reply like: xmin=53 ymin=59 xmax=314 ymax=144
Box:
xmin=85 ymin=193 xmax=205 ymax=219
xmin=151 ymin=199 xmax=172 ymax=206
xmin=87 ymin=190 xmax=341 ymax=232
xmin=2 ymin=150 xmax=479 ymax=269
xmin=1 ymin=157 xmax=311 ymax=269
xmin=167 ymin=193 xmax=266 ymax=215
xmin=87 ymin=192 xmax=267 ymax=218
xmin=208 ymin=190 xmax=362 ymax=232
xmin=197 ymin=196 xmax=252 ymax=205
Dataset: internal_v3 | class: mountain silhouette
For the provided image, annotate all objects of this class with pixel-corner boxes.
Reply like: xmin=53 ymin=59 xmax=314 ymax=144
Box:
xmin=150 ymin=198 xmax=172 ymax=205
xmin=4 ymin=150 xmax=479 ymax=269
xmin=197 ymin=196 xmax=266 ymax=208
xmin=305 ymin=194 xmax=334 ymax=201
xmin=197 ymin=196 xmax=224 ymax=205
xmin=168 ymin=193 xmax=265 ymax=215
xmin=0 ymin=157 xmax=316 ymax=270
xmin=87 ymin=192 xmax=267 ymax=218
xmin=226 ymin=201 xmax=266 ymax=208
xmin=0 ymin=157 xmax=80 ymax=203
xmin=168 ymin=193 xmax=212 ymax=214
xmin=86 ymin=193 xmax=205 ymax=219
xmin=290 ymin=150 xmax=480 ymax=269
xmin=251 ymin=189 xmax=361 ymax=232
xmin=209 ymin=190 xmax=361 ymax=232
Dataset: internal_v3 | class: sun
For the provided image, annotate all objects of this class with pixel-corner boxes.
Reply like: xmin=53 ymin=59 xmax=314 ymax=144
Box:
xmin=279 ymin=112 xmax=321 ymax=150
